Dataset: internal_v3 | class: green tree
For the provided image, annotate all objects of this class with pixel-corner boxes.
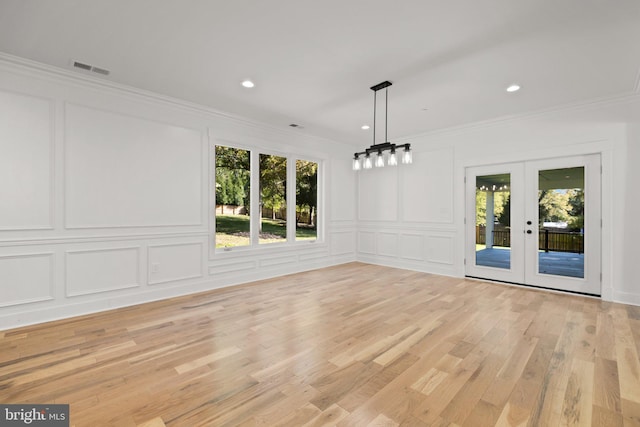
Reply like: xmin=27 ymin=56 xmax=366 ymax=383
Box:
xmin=497 ymin=195 xmax=511 ymax=226
xmin=567 ymin=189 xmax=584 ymax=230
xmin=260 ymin=154 xmax=287 ymax=220
xmin=215 ymin=146 xmax=250 ymax=214
xmin=538 ymin=190 xmax=570 ymax=224
xmin=475 ymin=190 xmax=509 ymax=226
xmin=296 ymin=160 xmax=318 ymax=226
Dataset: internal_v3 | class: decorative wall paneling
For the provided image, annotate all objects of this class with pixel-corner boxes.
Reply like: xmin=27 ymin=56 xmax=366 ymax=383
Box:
xmin=64 ymin=103 xmax=204 ymax=229
xmin=147 ymin=242 xmax=204 ymax=285
xmin=208 ymin=244 xmax=333 ymax=276
xmin=0 ymin=252 xmax=54 ymax=307
xmin=377 ymin=232 xmax=398 ymax=258
xmin=0 ymin=56 xmax=355 ymax=329
xmin=65 ymin=246 xmax=141 ymax=297
xmin=0 ymin=90 xmax=54 ymax=230
xmin=400 ymin=148 xmax=454 ymax=224
xmin=399 ymin=233 xmax=424 ymax=261
xmin=356 ymin=227 xmax=456 ymax=275
xmin=329 ymin=230 xmax=356 ymax=257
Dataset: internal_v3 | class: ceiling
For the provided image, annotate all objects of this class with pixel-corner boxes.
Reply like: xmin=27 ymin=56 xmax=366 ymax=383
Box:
xmin=1 ymin=0 xmax=639 ymax=146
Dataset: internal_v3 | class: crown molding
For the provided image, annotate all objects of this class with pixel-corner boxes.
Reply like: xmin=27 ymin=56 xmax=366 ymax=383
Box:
xmin=0 ymin=52 xmax=348 ymax=148
xmin=394 ymin=91 xmax=640 ymax=142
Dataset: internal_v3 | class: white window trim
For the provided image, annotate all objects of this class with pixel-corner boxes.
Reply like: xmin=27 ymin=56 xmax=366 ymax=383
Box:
xmin=210 ymin=140 xmax=324 ymax=258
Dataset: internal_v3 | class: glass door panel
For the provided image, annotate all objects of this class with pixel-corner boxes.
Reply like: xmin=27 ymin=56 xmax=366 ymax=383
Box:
xmin=475 ymin=173 xmax=511 ymax=270
xmin=465 ymin=163 xmax=524 ymax=284
xmin=537 ymin=167 xmax=584 ymax=278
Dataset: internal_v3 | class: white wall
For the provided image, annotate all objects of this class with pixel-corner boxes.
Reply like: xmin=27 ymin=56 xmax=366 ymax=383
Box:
xmin=355 ymin=97 xmax=640 ymax=306
xmin=619 ymin=123 xmax=640 ymax=304
xmin=0 ymin=56 xmax=357 ymax=329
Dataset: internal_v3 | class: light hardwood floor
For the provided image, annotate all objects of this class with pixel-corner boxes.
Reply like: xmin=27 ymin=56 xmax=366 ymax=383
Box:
xmin=2 ymin=262 xmax=640 ymax=426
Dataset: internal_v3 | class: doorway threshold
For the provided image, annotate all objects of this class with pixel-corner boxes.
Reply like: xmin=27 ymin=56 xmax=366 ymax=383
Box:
xmin=464 ymin=275 xmax=601 ymax=298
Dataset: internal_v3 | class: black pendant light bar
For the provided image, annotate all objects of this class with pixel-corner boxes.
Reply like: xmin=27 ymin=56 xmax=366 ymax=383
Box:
xmin=353 ymin=80 xmax=412 ymax=170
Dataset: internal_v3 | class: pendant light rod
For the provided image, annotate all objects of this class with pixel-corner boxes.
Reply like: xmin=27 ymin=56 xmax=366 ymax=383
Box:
xmin=373 ymin=88 xmax=376 ymax=146
xmin=371 ymin=81 xmax=391 ymax=144
xmin=385 ymin=87 xmax=388 ymax=143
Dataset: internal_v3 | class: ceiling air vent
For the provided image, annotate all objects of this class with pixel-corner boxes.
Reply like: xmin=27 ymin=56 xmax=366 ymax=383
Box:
xmin=91 ymin=66 xmax=110 ymax=76
xmin=72 ymin=61 xmax=92 ymax=71
xmin=72 ymin=60 xmax=111 ymax=76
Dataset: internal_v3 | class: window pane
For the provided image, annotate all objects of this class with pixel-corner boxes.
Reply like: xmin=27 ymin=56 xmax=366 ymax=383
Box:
xmin=475 ymin=173 xmax=511 ymax=269
xmin=215 ymin=146 xmax=250 ymax=248
xmin=538 ymin=167 xmax=584 ymax=278
xmin=259 ymin=154 xmax=287 ymax=244
xmin=296 ymin=160 xmax=318 ymax=241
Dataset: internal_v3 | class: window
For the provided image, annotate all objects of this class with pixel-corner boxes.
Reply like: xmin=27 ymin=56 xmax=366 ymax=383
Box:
xmin=259 ymin=154 xmax=287 ymax=245
xmin=215 ymin=146 xmax=250 ymax=248
xmin=214 ymin=146 xmax=320 ymax=250
xmin=296 ymin=159 xmax=318 ymax=241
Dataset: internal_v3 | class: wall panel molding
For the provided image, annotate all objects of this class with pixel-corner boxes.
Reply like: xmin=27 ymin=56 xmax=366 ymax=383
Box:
xmin=377 ymin=232 xmax=398 ymax=258
xmin=426 ymin=234 xmax=455 ymax=265
xmin=65 ymin=246 xmax=141 ymax=297
xmin=0 ymin=252 xmax=54 ymax=307
xmin=399 ymin=233 xmax=425 ymax=261
xmin=330 ymin=231 xmax=355 ymax=256
xmin=357 ymin=231 xmax=376 ymax=255
xmin=401 ymin=148 xmax=454 ymax=224
xmin=299 ymin=250 xmax=330 ymax=262
xmin=260 ymin=255 xmax=298 ymax=268
xmin=209 ymin=260 xmax=258 ymax=276
xmin=148 ymin=242 xmax=204 ymax=285
xmin=0 ymin=231 xmax=210 ymax=247
xmin=0 ymin=90 xmax=55 ymax=230
xmin=64 ymin=102 xmax=204 ymax=229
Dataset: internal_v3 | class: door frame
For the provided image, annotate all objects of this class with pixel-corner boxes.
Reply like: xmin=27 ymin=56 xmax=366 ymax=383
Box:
xmin=464 ymin=154 xmax=601 ymax=296
xmin=523 ymin=155 xmax=601 ymax=295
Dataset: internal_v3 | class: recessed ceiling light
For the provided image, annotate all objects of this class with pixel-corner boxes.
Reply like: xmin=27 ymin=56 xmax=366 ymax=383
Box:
xmin=241 ymin=80 xmax=255 ymax=88
xmin=361 ymin=125 xmax=370 ymax=130
xmin=506 ymin=84 xmax=521 ymax=92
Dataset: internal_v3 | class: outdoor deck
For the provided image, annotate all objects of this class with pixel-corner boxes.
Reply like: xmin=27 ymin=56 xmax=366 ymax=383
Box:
xmin=475 ymin=247 xmax=584 ymax=278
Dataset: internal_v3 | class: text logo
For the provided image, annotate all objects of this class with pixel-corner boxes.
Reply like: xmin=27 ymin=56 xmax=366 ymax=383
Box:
xmin=0 ymin=405 xmax=69 ymax=426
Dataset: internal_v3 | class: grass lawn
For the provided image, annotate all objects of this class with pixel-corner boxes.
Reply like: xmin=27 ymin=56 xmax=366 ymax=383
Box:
xmin=215 ymin=215 xmax=316 ymax=248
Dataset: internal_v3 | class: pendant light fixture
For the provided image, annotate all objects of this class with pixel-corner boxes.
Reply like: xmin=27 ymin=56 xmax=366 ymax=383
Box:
xmin=353 ymin=80 xmax=412 ymax=171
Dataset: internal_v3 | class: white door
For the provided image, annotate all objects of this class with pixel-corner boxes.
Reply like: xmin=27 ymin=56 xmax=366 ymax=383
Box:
xmin=465 ymin=154 xmax=601 ymax=295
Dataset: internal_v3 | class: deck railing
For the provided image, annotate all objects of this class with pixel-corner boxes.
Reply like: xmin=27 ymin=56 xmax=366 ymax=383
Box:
xmin=476 ymin=226 xmax=584 ymax=253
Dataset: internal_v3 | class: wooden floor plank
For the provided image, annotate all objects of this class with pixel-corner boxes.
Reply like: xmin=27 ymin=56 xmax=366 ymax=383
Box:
xmin=1 ymin=262 xmax=639 ymax=426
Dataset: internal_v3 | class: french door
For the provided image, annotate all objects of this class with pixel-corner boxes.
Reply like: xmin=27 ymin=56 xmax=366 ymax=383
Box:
xmin=465 ymin=154 xmax=601 ymax=295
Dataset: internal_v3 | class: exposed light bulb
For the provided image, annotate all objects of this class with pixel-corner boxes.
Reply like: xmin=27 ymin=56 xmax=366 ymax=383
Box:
xmin=352 ymin=156 xmax=361 ymax=171
xmin=363 ymin=154 xmax=373 ymax=169
xmin=375 ymin=151 xmax=385 ymax=167
xmin=401 ymin=146 xmax=412 ymax=164
xmin=388 ymin=150 xmax=398 ymax=166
